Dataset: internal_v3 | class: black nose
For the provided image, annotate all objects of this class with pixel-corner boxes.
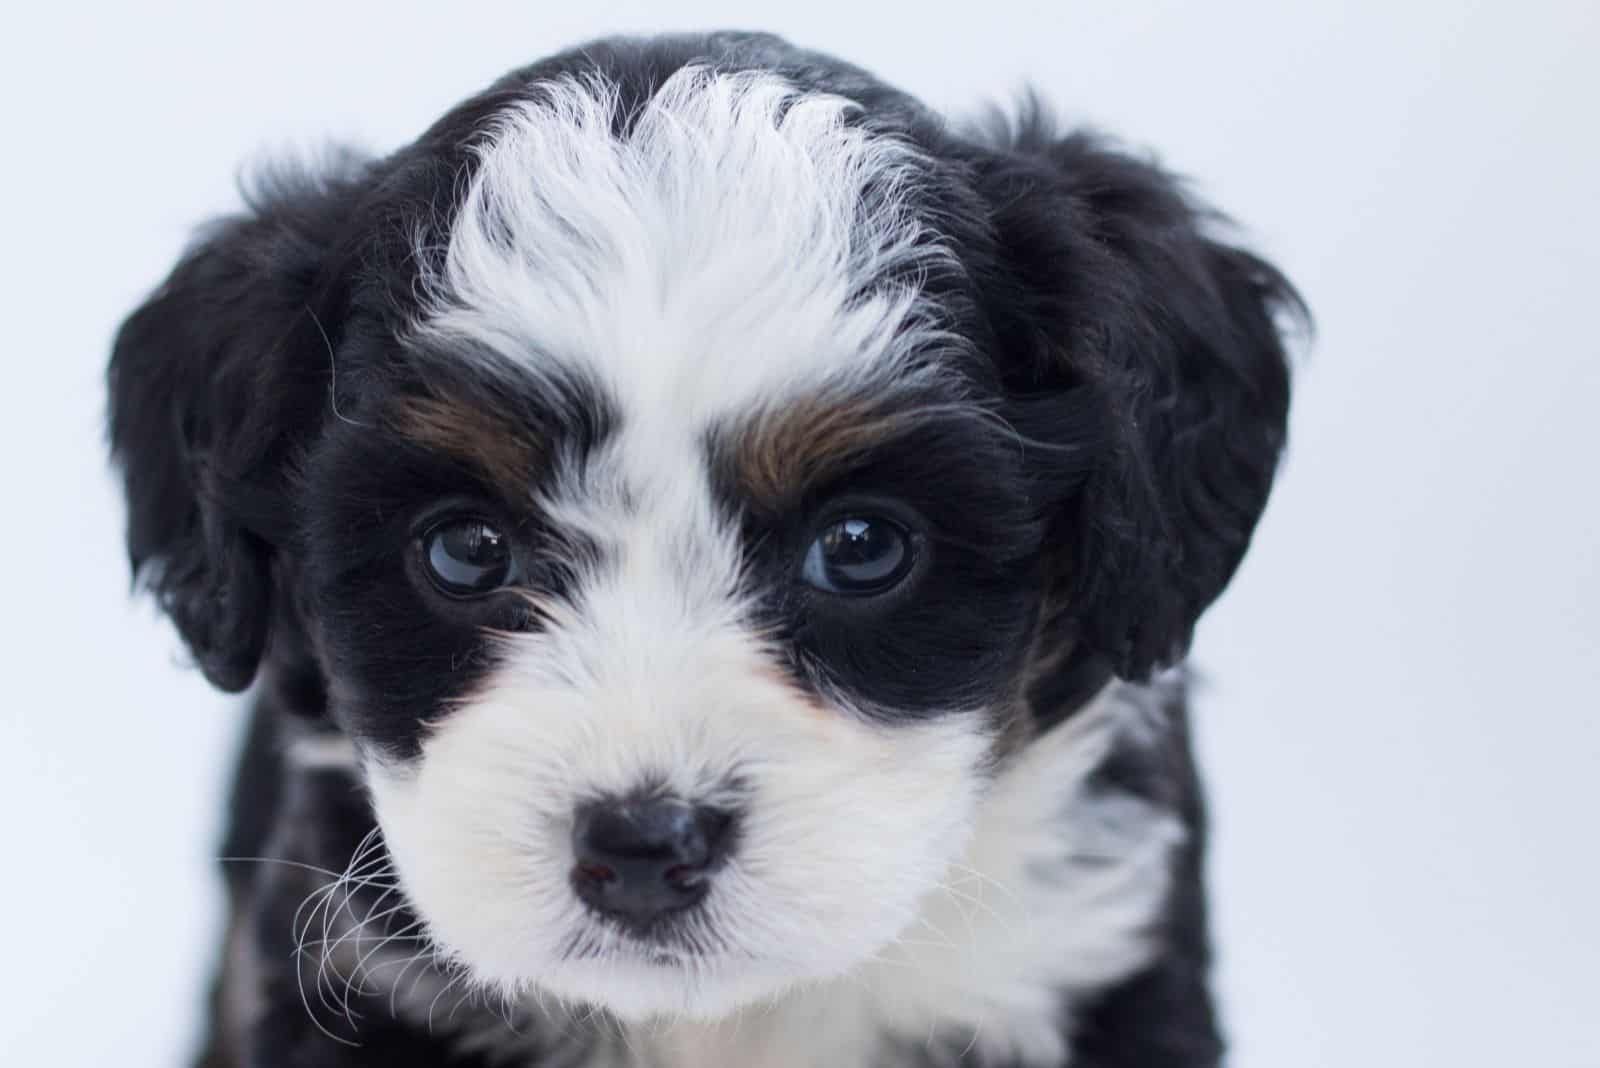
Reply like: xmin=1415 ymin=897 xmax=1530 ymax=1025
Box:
xmin=570 ymin=799 xmax=733 ymax=928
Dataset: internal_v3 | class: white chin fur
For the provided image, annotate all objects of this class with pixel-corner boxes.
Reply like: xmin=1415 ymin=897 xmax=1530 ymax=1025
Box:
xmin=529 ymin=957 xmax=814 ymax=1022
xmin=364 ymin=678 xmax=1180 ymax=1064
xmin=364 ymin=622 xmax=992 ymax=1021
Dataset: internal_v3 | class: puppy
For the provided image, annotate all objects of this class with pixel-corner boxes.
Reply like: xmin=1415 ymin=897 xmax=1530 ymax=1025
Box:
xmin=108 ymin=31 xmax=1301 ymax=1068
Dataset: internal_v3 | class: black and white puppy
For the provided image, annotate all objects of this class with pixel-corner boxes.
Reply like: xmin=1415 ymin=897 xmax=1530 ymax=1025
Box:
xmin=109 ymin=32 xmax=1301 ymax=1068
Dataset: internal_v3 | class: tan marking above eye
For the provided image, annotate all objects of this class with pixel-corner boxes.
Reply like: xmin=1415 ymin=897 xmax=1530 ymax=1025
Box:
xmin=387 ymin=394 xmax=543 ymax=496
xmin=734 ymin=395 xmax=909 ymax=506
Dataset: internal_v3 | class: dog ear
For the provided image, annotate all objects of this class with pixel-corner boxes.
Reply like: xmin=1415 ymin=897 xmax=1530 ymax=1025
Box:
xmin=108 ymin=160 xmax=365 ymax=692
xmin=972 ymin=114 xmax=1306 ymax=682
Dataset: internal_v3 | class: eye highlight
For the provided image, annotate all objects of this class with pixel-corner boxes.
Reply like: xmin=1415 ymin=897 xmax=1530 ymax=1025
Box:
xmin=801 ymin=515 xmax=915 ymax=597
xmin=421 ymin=517 xmax=515 ymax=596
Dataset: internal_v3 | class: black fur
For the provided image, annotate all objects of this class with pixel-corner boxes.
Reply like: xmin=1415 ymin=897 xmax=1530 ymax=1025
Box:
xmin=108 ymin=31 xmax=1302 ymax=1067
xmin=965 ymin=109 xmax=1300 ymax=680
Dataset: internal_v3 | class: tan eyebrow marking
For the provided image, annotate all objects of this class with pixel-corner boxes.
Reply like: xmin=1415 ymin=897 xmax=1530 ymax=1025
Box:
xmin=386 ymin=394 xmax=544 ymax=496
xmin=733 ymin=394 xmax=910 ymax=506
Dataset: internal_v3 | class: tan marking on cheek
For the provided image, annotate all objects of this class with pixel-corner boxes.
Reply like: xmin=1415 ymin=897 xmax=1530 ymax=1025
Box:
xmin=736 ymin=396 xmax=908 ymax=505
xmin=991 ymin=696 xmax=1036 ymax=761
xmin=1004 ymin=550 xmax=1105 ymax=755
xmin=388 ymin=395 xmax=542 ymax=496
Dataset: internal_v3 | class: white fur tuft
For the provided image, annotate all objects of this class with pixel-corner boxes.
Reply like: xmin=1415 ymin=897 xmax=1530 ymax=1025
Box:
xmin=414 ymin=65 xmax=957 ymax=435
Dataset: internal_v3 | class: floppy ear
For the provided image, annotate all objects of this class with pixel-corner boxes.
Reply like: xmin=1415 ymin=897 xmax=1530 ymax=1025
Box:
xmin=108 ymin=161 xmax=364 ymax=692
xmin=973 ymin=114 xmax=1307 ymax=681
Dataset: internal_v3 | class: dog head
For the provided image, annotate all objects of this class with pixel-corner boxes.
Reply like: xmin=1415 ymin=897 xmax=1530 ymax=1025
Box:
xmin=109 ymin=34 xmax=1299 ymax=1021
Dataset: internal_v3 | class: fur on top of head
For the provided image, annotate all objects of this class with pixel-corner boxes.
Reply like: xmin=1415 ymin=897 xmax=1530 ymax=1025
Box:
xmin=109 ymin=30 xmax=1301 ymax=1066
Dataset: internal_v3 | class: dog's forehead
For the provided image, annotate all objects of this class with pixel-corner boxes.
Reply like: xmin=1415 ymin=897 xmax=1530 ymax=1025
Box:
xmin=406 ymin=66 xmax=957 ymax=472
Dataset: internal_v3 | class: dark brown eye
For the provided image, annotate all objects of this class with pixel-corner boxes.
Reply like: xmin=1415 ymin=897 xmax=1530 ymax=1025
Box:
xmin=422 ymin=517 xmax=514 ymax=596
xmin=801 ymin=516 xmax=914 ymax=596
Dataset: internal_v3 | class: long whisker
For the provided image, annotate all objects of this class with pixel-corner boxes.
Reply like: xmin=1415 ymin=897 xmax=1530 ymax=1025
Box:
xmin=219 ymin=856 xmax=347 ymax=879
xmin=284 ymin=824 xmax=403 ymax=1041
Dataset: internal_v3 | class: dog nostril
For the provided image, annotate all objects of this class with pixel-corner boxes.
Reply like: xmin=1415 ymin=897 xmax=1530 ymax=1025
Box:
xmin=570 ymin=799 xmax=735 ymax=927
xmin=663 ymin=863 xmax=701 ymax=886
xmin=574 ymin=861 xmax=617 ymax=885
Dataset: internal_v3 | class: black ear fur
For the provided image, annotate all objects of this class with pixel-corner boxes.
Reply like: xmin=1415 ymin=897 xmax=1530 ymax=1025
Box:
xmin=973 ymin=110 xmax=1307 ymax=680
xmin=108 ymin=160 xmax=364 ymax=692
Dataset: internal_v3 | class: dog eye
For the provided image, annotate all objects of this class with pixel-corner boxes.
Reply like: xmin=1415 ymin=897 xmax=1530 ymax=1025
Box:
xmin=421 ymin=517 xmax=514 ymax=596
xmin=801 ymin=516 xmax=914 ymax=596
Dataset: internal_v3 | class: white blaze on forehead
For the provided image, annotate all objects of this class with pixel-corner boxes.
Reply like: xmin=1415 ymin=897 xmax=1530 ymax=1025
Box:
xmin=413 ymin=65 xmax=953 ymax=446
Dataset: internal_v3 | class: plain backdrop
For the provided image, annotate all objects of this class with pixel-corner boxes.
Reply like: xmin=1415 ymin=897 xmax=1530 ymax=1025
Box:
xmin=3 ymin=2 xmax=1596 ymax=1065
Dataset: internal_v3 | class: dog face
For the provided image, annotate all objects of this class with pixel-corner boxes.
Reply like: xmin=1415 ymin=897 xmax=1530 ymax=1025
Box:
xmin=108 ymin=35 xmax=1298 ymax=1022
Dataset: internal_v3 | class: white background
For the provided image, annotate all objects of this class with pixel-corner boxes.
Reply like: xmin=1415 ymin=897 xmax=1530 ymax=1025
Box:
xmin=2 ymin=2 xmax=1596 ymax=1065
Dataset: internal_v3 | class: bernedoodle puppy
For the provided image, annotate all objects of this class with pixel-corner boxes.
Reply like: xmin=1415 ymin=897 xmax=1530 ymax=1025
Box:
xmin=108 ymin=31 xmax=1303 ymax=1068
